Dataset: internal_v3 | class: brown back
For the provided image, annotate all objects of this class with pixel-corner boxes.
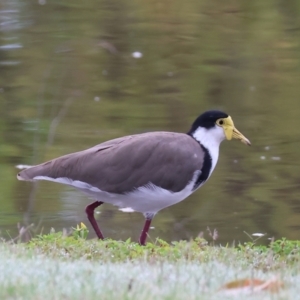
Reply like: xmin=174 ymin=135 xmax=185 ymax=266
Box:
xmin=19 ymin=132 xmax=205 ymax=193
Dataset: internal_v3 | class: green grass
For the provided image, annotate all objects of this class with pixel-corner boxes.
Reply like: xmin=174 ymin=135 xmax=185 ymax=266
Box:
xmin=0 ymin=225 xmax=300 ymax=299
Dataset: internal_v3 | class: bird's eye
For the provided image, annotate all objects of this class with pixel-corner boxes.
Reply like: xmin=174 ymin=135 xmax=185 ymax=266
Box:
xmin=217 ymin=119 xmax=224 ymax=126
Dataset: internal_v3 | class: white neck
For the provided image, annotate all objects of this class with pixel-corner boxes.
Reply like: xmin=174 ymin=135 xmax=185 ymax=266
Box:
xmin=192 ymin=126 xmax=225 ymax=176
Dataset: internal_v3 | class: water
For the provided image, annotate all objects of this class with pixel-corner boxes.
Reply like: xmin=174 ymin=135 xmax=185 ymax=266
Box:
xmin=1 ymin=0 xmax=300 ymax=244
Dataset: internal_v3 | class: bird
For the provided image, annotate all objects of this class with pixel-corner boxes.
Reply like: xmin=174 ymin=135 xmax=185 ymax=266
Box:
xmin=17 ymin=110 xmax=250 ymax=245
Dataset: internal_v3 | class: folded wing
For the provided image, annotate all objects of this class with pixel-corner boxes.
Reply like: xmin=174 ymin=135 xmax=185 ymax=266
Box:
xmin=18 ymin=132 xmax=204 ymax=194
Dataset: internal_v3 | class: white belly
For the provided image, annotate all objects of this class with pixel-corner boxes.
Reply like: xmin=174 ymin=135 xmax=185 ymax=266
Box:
xmin=33 ymin=170 xmax=202 ymax=214
xmin=93 ymin=182 xmax=194 ymax=214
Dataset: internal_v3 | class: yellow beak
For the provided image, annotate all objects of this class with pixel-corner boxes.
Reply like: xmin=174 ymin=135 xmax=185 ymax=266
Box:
xmin=223 ymin=116 xmax=251 ymax=146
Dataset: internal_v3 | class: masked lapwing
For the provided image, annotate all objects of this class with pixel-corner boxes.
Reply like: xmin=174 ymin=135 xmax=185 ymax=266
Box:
xmin=17 ymin=110 xmax=250 ymax=245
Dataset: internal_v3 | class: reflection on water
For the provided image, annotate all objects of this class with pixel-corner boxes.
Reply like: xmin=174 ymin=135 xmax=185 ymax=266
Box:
xmin=1 ymin=0 xmax=300 ymax=244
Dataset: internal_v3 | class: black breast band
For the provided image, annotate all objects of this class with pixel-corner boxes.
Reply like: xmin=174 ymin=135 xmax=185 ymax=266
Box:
xmin=192 ymin=144 xmax=212 ymax=191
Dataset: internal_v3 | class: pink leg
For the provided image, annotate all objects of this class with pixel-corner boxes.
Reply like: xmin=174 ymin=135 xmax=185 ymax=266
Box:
xmin=85 ymin=201 xmax=104 ymax=239
xmin=139 ymin=217 xmax=153 ymax=246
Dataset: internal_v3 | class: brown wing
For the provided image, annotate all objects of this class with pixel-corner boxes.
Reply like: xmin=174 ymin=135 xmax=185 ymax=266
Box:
xmin=18 ymin=132 xmax=204 ymax=193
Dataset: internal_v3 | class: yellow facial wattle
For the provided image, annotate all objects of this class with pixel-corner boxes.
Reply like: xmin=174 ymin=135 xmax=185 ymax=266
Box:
xmin=217 ymin=116 xmax=251 ymax=146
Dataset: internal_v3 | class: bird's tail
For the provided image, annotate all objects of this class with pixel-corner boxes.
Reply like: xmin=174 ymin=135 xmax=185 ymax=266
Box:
xmin=17 ymin=161 xmax=53 ymax=181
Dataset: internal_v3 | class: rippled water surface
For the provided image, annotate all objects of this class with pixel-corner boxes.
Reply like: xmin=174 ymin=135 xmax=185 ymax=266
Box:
xmin=1 ymin=0 xmax=300 ymax=244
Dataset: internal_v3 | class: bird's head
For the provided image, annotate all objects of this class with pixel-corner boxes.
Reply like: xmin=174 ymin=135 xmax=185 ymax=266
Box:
xmin=188 ymin=110 xmax=251 ymax=146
